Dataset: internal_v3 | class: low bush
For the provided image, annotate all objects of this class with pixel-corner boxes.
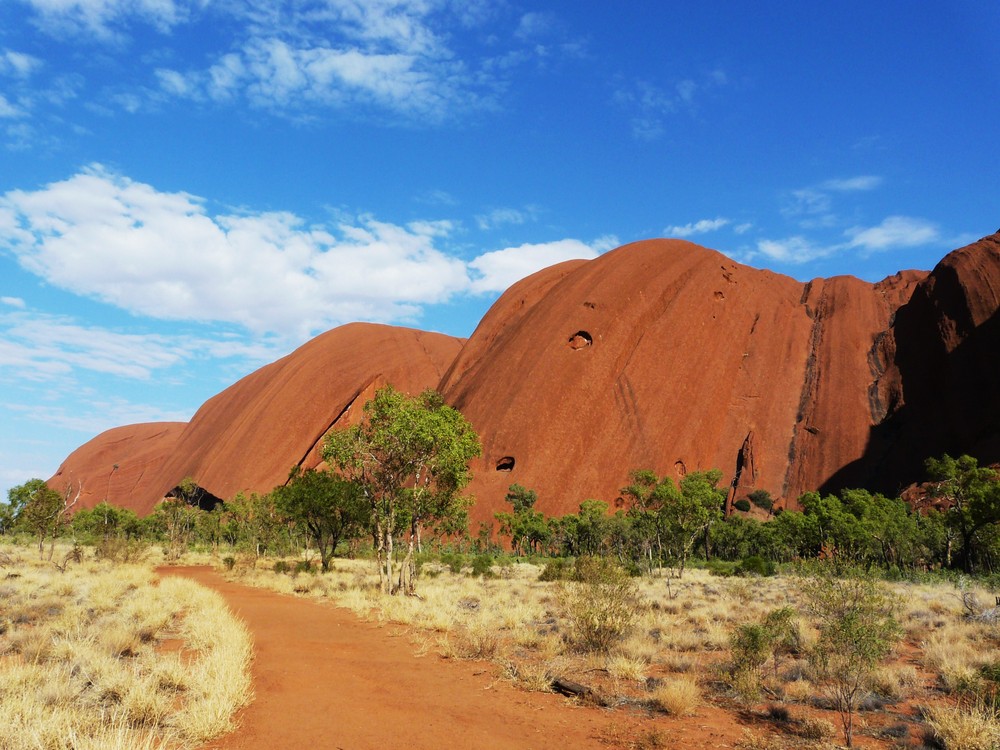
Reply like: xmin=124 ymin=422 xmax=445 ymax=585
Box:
xmin=736 ymin=556 xmax=777 ymax=577
xmin=560 ymin=556 xmax=640 ymax=653
xmin=470 ymin=554 xmax=494 ymax=578
xmin=538 ymin=557 xmax=574 ymax=582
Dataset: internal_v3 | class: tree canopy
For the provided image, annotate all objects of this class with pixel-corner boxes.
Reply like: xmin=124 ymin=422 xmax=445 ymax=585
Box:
xmin=322 ymin=386 xmax=481 ymax=594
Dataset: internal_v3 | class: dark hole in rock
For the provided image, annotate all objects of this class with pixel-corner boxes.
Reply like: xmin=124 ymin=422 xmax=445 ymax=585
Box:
xmin=496 ymin=456 xmax=515 ymax=472
xmin=568 ymin=331 xmax=593 ymax=350
xmin=583 ymin=301 xmax=597 ymax=309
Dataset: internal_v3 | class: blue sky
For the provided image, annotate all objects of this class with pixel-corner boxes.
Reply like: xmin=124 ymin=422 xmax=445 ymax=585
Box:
xmin=1 ymin=0 xmax=998 ymax=502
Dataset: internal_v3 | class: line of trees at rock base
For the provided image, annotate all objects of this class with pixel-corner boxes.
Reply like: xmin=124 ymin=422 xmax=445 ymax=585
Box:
xmin=5 ymin=387 xmax=1000 ymax=584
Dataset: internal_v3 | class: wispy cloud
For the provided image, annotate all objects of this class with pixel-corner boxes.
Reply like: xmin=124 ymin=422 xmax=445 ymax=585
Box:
xmin=0 ymin=308 xmax=277 ymax=382
xmin=754 ymin=216 xmax=943 ymax=265
xmin=19 ymin=0 xmax=196 ymax=41
xmin=821 ymin=175 xmax=883 ymax=192
xmin=781 ymin=175 xmax=884 ymax=230
xmin=475 ymin=205 xmax=538 ymax=230
xmin=616 ymin=67 xmax=728 ymax=141
xmin=666 ymin=217 xmax=729 ymax=238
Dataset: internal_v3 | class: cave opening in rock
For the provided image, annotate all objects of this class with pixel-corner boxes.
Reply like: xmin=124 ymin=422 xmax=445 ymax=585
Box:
xmin=568 ymin=331 xmax=593 ymax=350
xmin=166 ymin=482 xmax=223 ymax=511
xmin=496 ymin=456 xmax=515 ymax=472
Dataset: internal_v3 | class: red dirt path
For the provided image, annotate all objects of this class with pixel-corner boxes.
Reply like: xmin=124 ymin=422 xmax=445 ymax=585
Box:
xmin=160 ymin=566 xmax=745 ymax=750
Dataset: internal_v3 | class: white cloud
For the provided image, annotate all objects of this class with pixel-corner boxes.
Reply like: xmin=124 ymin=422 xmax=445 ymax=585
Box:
xmin=0 ymin=50 xmax=43 ymax=78
xmin=755 ymin=236 xmax=836 ymax=264
xmin=1 ymin=297 xmax=26 ymax=308
xmin=755 ymin=215 xmax=943 ymax=265
xmin=618 ymin=68 xmax=728 ymax=140
xmin=0 ymin=307 xmax=282 ymax=385
xmin=733 ymin=222 xmax=753 ymax=235
xmin=821 ymin=175 xmax=883 ymax=192
xmin=845 ymin=215 xmax=940 ymax=254
xmin=1 ymin=166 xmax=618 ymax=339
xmin=157 ymin=34 xmax=485 ymax=120
xmin=0 ymin=166 xmax=473 ymax=339
xmin=5 ymin=398 xmax=192 ymax=434
xmin=468 ymin=236 xmax=616 ymax=294
xmin=0 ymin=95 xmax=24 ymax=119
xmin=20 ymin=0 xmax=195 ymax=40
xmin=666 ymin=217 xmax=729 ymax=237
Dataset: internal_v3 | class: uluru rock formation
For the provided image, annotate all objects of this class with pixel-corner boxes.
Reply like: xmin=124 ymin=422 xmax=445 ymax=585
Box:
xmin=440 ymin=238 xmax=932 ymax=521
xmin=49 ymin=234 xmax=1000 ymax=521
xmin=49 ymin=422 xmax=185 ymax=510
xmin=50 ymin=323 xmax=464 ymax=515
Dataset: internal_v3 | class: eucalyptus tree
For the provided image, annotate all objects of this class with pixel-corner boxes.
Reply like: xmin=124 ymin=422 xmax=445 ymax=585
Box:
xmin=323 ymin=386 xmax=481 ymax=595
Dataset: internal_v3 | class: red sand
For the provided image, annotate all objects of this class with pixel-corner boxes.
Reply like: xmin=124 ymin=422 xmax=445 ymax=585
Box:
xmin=160 ymin=566 xmax=746 ymax=750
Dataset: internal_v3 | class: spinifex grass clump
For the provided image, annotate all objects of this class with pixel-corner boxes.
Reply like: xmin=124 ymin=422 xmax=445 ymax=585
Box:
xmin=0 ymin=546 xmax=252 ymax=750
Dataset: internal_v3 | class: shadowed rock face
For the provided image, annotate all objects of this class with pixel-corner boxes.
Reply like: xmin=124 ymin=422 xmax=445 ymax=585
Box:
xmin=49 ymin=235 xmax=1000 ymax=520
xmin=824 ymin=232 xmax=1000 ymax=495
xmin=51 ymin=323 xmax=463 ymax=515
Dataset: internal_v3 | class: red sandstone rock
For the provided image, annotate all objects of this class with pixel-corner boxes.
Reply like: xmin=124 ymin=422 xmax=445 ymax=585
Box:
xmin=441 ymin=238 xmax=933 ymax=521
xmin=49 ymin=235 xmax=1000 ymax=521
xmin=50 ymin=323 xmax=463 ymax=515
xmin=48 ymin=422 xmax=185 ymax=512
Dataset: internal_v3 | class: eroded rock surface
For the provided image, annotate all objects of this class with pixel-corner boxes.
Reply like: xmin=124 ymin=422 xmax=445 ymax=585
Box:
xmin=49 ymin=235 xmax=1000 ymax=519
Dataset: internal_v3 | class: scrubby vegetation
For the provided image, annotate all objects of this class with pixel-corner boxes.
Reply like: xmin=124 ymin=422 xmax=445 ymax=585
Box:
xmin=4 ymin=385 xmax=1000 ymax=747
xmin=0 ymin=544 xmax=252 ymax=750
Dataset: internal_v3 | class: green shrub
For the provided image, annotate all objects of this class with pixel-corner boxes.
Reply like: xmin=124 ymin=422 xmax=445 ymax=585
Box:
xmin=538 ymin=557 xmax=574 ymax=582
xmin=729 ymin=606 xmax=799 ymax=699
xmin=560 ymin=556 xmax=640 ymax=652
xmin=273 ymin=560 xmax=290 ymax=574
xmin=440 ymin=552 xmax=464 ymax=574
xmin=704 ymin=559 xmax=738 ymax=577
xmin=470 ymin=554 xmax=495 ymax=578
xmin=748 ymin=489 xmax=774 ymax=511
xmin=734 ymin=499 xmax=752 ymax=512
xmin=737 ymin=556 xmax=777 ymax=577
xmin=222 ymin=555 xmax=236 ymax=571
xmin=293 ymin=560 xmax=313 ymax=575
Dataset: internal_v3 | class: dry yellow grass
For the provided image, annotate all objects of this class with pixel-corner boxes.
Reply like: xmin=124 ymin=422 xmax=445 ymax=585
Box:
xmin=650 ymin=675 xmax=700 ymax=715
xmin=0 ymin=543 xmax=252 ymax=750
xmin=222 ymin=553 xmax=1000 ymax=748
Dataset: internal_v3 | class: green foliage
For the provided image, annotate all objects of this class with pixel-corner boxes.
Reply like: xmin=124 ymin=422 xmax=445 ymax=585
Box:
xmin=733 ymin=498 xmax=751 ymax=513
xmin=926 ymin=454 xmax=1000 ymax=573
xmin=293 ymin=560 xmax=313 ymax=575
xmin=616 ymin=468 xmax=725 ymax=576
xmin=736 ymin=555 xmax=776 ymax=577
xmin=272 ymin=467 xmax=368 ymax=572
xmin=9 ymin=478 xmax=70 ymax=557
xmin=560 ymin=556 xmax=640 ymax=652
xmin=800 ymin=569 xmax=903 ymax=747
xmin=273 ymin=560 xmax=291 ymax=574
xmin=747 ymin=489 xmax=774 ymax=512
xmin=440 ymin=551 xmax=464 ymax=573
xmin=323 ymin=386 xmax=481 ymax=595
xmin=470 ymin=553 xmax=494 ymax=578
xmin=729 ymin=607 xmax=798 ymax=699
xmin=538 ymin=557 xmax=574 ymax=582
xmin=495 ymin=484 xmax=550 ymax=556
